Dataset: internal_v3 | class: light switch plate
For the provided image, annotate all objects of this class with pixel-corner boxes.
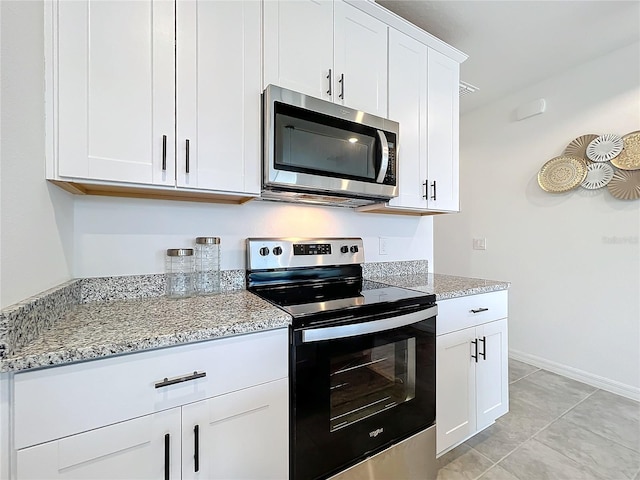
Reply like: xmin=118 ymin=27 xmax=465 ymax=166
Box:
xmin=473 ymin=238 xmax=487 ymax=250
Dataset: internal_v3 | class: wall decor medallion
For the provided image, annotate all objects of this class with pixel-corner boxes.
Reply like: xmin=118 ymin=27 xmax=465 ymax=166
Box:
xmin=607 ymin=169 xmax=640 ymax=200
xmin=581 ymin=162 xmax=614 ymax=190
xmin=540 ymin=131 xmax=638 ymax=201
xmin=586 ymin=133 xmax=624 ymax=162
xmin=563 ymin=134 xmax=599 ymax=163
xmin=610 ymin=131 xmax=640 ymax=171
xmin=538 ymin=155 xmax=588 ymax=193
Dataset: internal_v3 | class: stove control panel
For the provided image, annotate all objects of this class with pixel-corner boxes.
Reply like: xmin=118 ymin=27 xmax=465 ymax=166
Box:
xmin=247 ymin=238 xmax=364 ymax=270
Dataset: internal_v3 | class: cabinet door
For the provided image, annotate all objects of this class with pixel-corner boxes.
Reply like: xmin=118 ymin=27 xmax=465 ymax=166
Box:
xmin=387 ymin=29 xmax=428 ymax=210
xmin=177 ymin=0 xmax=261 ymax=194
xmin=476 ymin=319 xmax=509 ymax=430
xmin=263 ymin=0 xmax=334 ymax=101
xmin=334 ymin=1 xmax=388 ymax=117
xmin=181 ymin=378 xmax=289 ymax=480
xmin=56 ymin=0 xmax=175 ymax=186
xmin=426 ymin=48 xmax=460 ymax=211
xmin=17 ymin=409 xmax=181 ymax=480
xmin=436 ymin=327 xmax=476 ymax=455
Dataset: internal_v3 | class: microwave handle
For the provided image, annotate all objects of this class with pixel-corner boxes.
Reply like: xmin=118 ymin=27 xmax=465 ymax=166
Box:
xmin=375 ymin=130 xmax=390 ymax=183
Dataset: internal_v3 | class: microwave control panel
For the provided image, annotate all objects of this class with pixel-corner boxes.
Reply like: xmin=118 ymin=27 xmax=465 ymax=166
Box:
xmin=384 ymin=142 xmax=396 ymax=185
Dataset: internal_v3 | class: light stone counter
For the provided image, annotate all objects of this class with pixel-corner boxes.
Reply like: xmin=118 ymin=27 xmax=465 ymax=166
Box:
xmin=366 ymin=273 xmax=510 ymax=300
xmin=0 ymin=264 xmax=508 ymax=374
xmin=0 ymin=291 xmax=291 ymax=373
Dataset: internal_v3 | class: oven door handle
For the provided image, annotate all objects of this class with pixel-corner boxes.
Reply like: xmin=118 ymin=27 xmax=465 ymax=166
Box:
xmin=301 ymin=305 xmax=437 ymax=343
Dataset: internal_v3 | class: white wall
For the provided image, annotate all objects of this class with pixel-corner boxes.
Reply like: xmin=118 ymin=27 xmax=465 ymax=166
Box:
xmin=0 ymin=1 xmax=74 ymax=310
xmin=73 ymin=196 xmax=433 ymax=277
xmin=434 ymin=42 xmax=640 ymax=398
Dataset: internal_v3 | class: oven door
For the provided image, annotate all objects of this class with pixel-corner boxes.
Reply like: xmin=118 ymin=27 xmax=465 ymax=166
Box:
xmin=291 ymin=305 xmax=436 ymax=480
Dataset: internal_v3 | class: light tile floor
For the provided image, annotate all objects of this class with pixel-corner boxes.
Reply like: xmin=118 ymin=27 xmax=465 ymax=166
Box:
xmin=436 ymin=360 xmax=640 ymax=480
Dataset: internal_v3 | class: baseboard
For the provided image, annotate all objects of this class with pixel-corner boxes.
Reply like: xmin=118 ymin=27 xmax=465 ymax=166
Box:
xmin=509 ymin=350 xmax=640 ymax=402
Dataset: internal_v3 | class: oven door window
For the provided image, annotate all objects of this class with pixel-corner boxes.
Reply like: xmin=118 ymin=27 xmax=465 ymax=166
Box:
xmin=330 ymin=338 xmax=415 ymax=432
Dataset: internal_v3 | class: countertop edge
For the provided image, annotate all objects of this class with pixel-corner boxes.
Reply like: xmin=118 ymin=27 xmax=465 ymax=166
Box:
xmin=0 ymin=317 xmax=292 ymax=374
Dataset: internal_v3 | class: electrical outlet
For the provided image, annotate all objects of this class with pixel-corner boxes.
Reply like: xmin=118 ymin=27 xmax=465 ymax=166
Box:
xmin=472 ymin=238 xmax=487 ymax=250
xmin=379 ymin=237 xmax=389 ymax=255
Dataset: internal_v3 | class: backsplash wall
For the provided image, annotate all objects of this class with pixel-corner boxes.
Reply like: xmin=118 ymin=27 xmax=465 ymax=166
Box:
xmin=73 ymin=195 xmax=434 ymax=278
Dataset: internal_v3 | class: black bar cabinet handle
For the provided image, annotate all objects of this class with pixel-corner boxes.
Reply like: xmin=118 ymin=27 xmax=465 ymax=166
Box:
xmin=327 ymin=69 xmax=332 ymax=96
xmin=164 ymin=433 xmax=170 ymax=480
xmin=155 ymin=371 xmax=206 ymax=389
xmin=470 ymin=307 xmax=489 ymax=314
xmin=162 ymin=135 xmax=167 ymax=171
xmin=339 ymin=73 xmax=344 ymax=99
xmin=471 ymin=339 xmax=478 ymax=363
xmin=194 ymin=425 xmax=200 ymax=472
xmin=422 ymin=180 xmax=428 ymax=199
xmin=479 ymin=336 xmax=487 ymax=360
xmin=185 ymin=139 xmax=190 ymax=174
xmin=431 ymin=180 xmax=437 ymax=201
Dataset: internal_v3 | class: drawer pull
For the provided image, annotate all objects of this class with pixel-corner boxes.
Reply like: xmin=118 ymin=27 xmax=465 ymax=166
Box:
xmin=470 ymin=307 xmax=489 ymax=314
xmin=155 ymin=371 xmax=206 ymax=389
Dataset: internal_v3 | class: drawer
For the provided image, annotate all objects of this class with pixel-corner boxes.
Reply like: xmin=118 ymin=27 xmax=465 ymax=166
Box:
xmin=14 ymin=328 xmax=288 ymax=449
xmin=436 ymin=290 xmax=508 ymax=336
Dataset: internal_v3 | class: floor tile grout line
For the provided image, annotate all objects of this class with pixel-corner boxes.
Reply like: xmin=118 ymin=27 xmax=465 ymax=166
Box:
xmin=559 ymin=388 xmax=640 ymax=455
xmin=513 ymin=387 xmax=636 ymax=479
xmin=508 ymin=367 xmax=541 ymax=385
xmin=474 ymin=387 xmax=601 ymax=472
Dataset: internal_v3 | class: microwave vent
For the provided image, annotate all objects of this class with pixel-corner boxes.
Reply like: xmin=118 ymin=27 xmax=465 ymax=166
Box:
xmin=459 ymin=81 xmax=479 ymax=97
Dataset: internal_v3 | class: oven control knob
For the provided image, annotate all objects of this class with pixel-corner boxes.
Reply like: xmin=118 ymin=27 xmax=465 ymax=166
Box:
xmin=350 ymin=245 xmax=359 ymax=253
xmin=259 ymin=247 xmax=270 ymax=256
xmin=340 ymin=245 xmax=349 ymax=254
xmin=273 ymin=246 xmax=283 ymax=256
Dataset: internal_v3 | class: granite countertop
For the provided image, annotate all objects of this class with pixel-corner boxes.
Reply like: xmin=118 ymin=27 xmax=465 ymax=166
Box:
xmin=1 ymin=290 xmax=291 ymax=373
xmin=0 ymin=268 xmax=509 ymax=374
xmin=365 ymin=273 xmax=510 ymax=300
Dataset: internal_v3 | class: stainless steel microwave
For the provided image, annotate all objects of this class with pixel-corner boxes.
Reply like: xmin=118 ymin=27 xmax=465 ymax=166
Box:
xmin=262 ymin=85 xmax=399 ymax=207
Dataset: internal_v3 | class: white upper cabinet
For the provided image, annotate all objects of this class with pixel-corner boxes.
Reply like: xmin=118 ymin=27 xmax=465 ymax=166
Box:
xmin=49 ymin=0 xmax=261 ymax=200
xmin=426 ymin=48 xmax=460 ymax=212
xmin=387 ymin=29 xmax=428 ymax=210
xmin=263 ymin=0 xmax=387 ymax=117
xmin=361 ymin=27 xmax=461 ymax=215
xmin=176 ymin=0 xmax=261 ymax=194
xmin=263 ymin=0 xmax=334 ymax=102
xmin=55 ymin=0 xmax=175 ymax=186
xmin=333 ymin=1 xmax=388 ymax=117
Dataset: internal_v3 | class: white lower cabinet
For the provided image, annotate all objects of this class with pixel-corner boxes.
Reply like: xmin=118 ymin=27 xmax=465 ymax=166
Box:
xmin=181 ymin=379 xmax=289 ymax=480
xmin=13 ymin=329 xmax=289 ymax=480
xmin=17 ymin=409 xmax=182 ymax=480
xmin=17 ymin=379 xmax=287 ymax=480
xmin=436 ymin=291 xmax=509 ymax=455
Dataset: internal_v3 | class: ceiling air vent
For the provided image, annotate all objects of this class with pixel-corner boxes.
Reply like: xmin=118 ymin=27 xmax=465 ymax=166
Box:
xmin=459 ymin=81 xmax=479 ymax=97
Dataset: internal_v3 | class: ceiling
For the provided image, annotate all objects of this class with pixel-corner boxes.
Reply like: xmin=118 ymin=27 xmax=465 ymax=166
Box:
xmin=376 ymin=1 xmax=640 ymax=113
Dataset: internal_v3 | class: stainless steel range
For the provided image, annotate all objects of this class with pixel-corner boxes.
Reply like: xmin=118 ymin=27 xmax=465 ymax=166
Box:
xmin=246 ymin=238 xmax=437 ymax=480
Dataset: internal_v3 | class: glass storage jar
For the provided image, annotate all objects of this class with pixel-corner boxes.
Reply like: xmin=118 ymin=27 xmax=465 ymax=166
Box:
xmin=165 ymin=248 xmax=195 ymax=298
xmin=195 ymin=237 xmax=221 ymax=295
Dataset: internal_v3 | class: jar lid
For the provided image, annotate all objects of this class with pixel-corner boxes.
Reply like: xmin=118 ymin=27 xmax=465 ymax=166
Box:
xmin=196 ymin=237 xmax=221 ymax=245
xmin=166 ymin=248 xmax=194 ymax=256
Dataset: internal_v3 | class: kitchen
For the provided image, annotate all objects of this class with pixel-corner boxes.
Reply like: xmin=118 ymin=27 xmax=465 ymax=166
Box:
xmin=1 ymin=0 xmax=639 ymax=479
